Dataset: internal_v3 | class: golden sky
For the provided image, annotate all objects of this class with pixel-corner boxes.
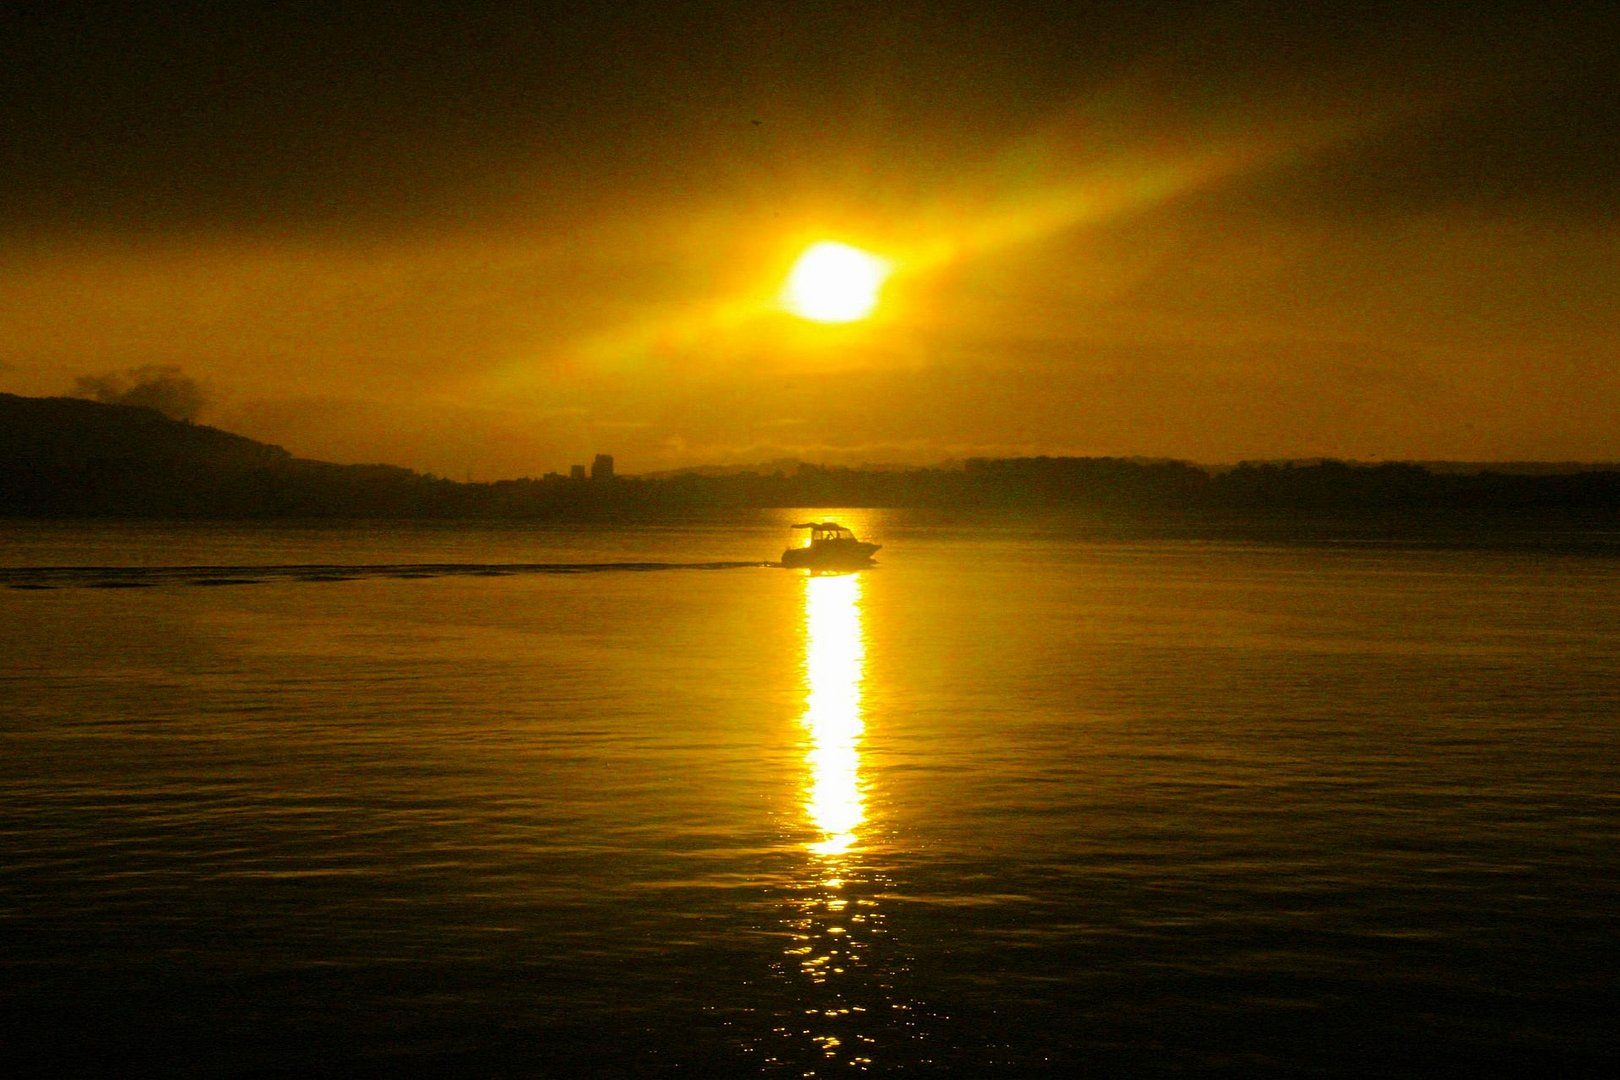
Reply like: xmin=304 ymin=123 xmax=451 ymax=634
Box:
xmin=2 ymin=3 xmax=1617 ymax=476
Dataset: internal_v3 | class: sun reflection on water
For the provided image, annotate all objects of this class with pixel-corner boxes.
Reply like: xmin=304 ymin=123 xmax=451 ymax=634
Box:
xmin=803 ymin=572 xmax=866 ymax=857
xmin=763 ymin=570 xmax=894 ymax=1074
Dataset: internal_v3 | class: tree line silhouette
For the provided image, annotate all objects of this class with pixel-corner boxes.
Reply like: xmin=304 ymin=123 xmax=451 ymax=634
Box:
xmin=4 ymin=393 xmax=1620 ymax=525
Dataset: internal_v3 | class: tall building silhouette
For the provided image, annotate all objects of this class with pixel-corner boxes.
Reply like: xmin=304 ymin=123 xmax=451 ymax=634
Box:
xmin=591 ymin=454 xmax=614 ymax=482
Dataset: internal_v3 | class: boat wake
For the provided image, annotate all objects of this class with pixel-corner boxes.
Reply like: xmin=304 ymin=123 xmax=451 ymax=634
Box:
xmin=2 ymin=561 xmax=777 ymax=590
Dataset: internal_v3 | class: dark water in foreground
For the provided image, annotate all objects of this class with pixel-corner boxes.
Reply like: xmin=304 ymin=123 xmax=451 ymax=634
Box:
xmin=3 ymin=515 xmax=1617 ymax=1076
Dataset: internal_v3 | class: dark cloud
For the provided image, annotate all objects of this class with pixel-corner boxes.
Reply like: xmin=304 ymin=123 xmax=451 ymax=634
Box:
xmin=72 ymin=365 xmax=206 ymax=422
xmin=2 ymin=2 xmax=1616 ymax=235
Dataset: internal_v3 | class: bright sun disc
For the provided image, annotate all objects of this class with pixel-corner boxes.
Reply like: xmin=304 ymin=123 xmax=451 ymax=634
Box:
xmin=782 ymin=242 xmax=890 ymax=324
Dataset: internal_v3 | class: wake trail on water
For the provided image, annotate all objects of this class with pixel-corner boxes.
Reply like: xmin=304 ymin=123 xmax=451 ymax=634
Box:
xmin=2 ymin=561 xmax=779 ymax=589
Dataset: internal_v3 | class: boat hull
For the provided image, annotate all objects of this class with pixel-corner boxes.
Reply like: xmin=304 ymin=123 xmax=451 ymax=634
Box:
xmin=781 ymin=541 xmax=880 ymax=569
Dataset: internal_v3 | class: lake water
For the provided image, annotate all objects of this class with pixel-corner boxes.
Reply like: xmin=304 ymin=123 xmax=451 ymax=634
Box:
xmin=3 ymin=513 xmax=1617 ymax=1077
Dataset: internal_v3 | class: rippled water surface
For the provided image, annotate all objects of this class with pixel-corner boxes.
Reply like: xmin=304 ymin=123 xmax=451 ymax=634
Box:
xmin=3 ymin=515 xmax=1617 ymax=1076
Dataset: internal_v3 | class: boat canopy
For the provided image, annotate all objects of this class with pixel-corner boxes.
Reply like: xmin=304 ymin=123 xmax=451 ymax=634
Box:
xmin=792 ymin=521 xmax=856 ymax=535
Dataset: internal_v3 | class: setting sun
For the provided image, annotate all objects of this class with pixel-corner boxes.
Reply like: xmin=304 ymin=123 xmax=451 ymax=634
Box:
xmin=781 ymin=241 xmax=891 ymax=324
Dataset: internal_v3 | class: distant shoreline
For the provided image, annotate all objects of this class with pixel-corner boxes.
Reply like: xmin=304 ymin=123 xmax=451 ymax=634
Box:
xmin=5 ymin=392 xmax=1620 ymax=526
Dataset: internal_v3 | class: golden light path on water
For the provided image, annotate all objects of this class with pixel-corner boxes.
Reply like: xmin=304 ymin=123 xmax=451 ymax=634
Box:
xmin=768 ymin=569 xmax=899 ymax=1074
xmin=802 ymin=572 xmax=867 ymax=857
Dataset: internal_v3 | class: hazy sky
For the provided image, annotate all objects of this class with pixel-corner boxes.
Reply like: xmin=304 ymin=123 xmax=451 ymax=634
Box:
xmin=3 ymin=1 xmax=1617 ymax=476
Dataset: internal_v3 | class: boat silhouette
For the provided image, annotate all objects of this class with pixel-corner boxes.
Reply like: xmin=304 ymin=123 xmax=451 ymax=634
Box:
xmin=780 ymin=521 xmax=881 ymax=569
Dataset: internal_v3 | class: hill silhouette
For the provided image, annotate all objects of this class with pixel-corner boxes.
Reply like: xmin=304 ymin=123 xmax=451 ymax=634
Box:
xmin=4 ymin=392 xmax=1620 ymax=526
xmin=0 ymin=393 xmax=457 ymax=517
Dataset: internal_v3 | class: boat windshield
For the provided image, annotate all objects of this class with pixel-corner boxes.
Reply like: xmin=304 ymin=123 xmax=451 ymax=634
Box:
xmin=794 ymin=522 xmax=858 ymax=542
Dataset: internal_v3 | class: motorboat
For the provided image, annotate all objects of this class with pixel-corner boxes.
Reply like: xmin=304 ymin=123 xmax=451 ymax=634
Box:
xmin=781 ymin=521 xmax=881 ymax=569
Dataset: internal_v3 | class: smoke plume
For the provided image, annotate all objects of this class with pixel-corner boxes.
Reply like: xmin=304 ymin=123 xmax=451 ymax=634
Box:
xmin=72 ymin=365 xmax=206 ymax=422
